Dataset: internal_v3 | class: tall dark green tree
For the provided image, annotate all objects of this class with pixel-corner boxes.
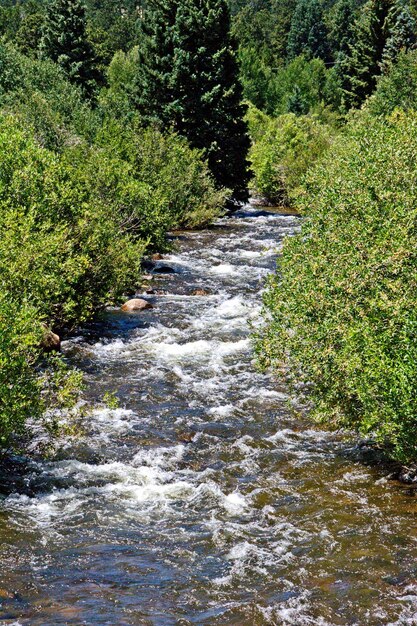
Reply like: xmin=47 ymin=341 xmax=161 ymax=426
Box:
xmin=287 ymin=0 xmax=331 ymax=61
xmin=40 ymin=0 xmax=98 ymax=98
xmin=381 ymin=0 xmax=416 ymax=70
xmin=340 ymin=0 xmax=391 ymax=108
xmin=134 ymin=0 xmax=179 ymax=127
xmin=134 ymin=0 xmax=251 ymax=201
xmin=329 ymin=0 xmax=359 ymax=59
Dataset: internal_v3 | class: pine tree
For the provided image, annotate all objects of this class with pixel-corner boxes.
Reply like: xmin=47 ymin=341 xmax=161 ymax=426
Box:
xmin=134 ymin=0 xmax=251 ymax=201
xmin=40 ymin=0 xmax=98 ymax=98
xmin=286 ymin=84 xmax=309 ymax=114
xmin=341 ymin=0 xmax=391 ymax=109
xmin=329 ymin=0 xmax=358 ymax=59
xmin=381 ymin=0 xmax=416 ymax=70
xmin=133 ymin=0 xmax=179 ymax=127
xmin=287 ymin=0 xmax=331 ymax=62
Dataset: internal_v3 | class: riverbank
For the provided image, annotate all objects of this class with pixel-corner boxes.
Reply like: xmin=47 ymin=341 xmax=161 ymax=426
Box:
xmin=0 ymin=207 xmax=416 ymax=625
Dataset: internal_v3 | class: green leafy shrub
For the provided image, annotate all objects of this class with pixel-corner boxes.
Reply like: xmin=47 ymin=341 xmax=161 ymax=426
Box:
xmin=0 ymin=109 xmax=224 ymax=449
xmin=257 ymin=110 xmax=417 ymax=462
xmin=0 ymin=116 xmax=144 ymax=327
xmin=0 ymin=41 xmax=99 ymax=150
xmin=0 ymin=296 xmax=44 ymax=447
xmin=0 ymin=295 xmax=83 ymax=449
xmin=367 ymin=49 xmax=417 ymax=117
xmin=0 ymin=114 xmax=148 ymax=448
xmin=93 ymin=120 xmax=226 ymax=241
xmin=247 ymin=105 xmax=334 ymax=204
xmin=269 ymin=55 xmax=329 ymax=116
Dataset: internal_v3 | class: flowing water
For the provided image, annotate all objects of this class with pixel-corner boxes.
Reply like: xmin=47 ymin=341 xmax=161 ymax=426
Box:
xmin=0 ymin=207 xmax=416 ymax=626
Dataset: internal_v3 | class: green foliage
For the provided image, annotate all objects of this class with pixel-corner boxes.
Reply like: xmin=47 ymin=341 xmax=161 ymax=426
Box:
xmin=270 ymin=55 xmax=330 ymax=115
xmin=14 ymin=2 xmax=46 ymax=56
xmin=232 ymin=0 xmax=296 ymax=65
xmin=0 ymin=115 xmax=144 ymax=327
xmin=247 ymin=105 xmax=334 ymax=203
xmin=40 ymin=0 xmax=99 ymax=98
xmin=0 ymin=94 xmax=224 ymax=452
xmin=134 ymin=0 xmax=251 ymax=201
xmin=367 ymin=49 xmax=417 ymax=115
xmin=381 ymin=0 xmax=416 ymax=70
xmin=98 ymin=47 xmax=140 ymax=121
xmin=86 ymin=0 xmax=140 ymax=72
xmin=0 ymin=293 xmax=84 ymax=449
xmin=0 ymin=42 xmax=99 ymax=150
xmin=257 ymin=111 xmax=417 ymax=462
xmin=0 ymin=296 xmax=44 ymax=447
xmin=0 ymin=113 xmax=142 ymax=449
xmin=339 ymin=0 xmax=416 ymax=110
xmin=236 ymin=46 xmax=274 ymax=111
xmin=93 ymin=120 xmax=226 ymax=240
xmin=287 ymin=0 xmax=330 ymax=61
xmin=328 ymin=0 xmax=360 ymax=58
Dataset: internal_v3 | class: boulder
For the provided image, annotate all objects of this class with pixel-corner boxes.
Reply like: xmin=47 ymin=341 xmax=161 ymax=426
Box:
xmin=192 ymin=289 xmax=209 ymax=296
xmin=41 ymin=329 xmax=61 ymax=353
xmin=177 ymin=431 xmax=195 ymax=443
xmin=152 ymin=253 xmax=163 ymax=261
xmin=121 ymin=298 xmax=153 ymax=312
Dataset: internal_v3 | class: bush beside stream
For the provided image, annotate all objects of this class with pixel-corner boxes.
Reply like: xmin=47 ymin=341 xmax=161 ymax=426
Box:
xmin=0 ymin=48 xmax=225 ymax=450
xmin=257 ymin=109 xmax=417 ymax=463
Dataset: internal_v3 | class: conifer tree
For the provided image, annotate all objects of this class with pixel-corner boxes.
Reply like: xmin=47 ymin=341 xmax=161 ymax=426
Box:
xmin=286 ymin=84 xmax=309 ymax=114
xmin=40 ymin=0 xmax=98 ymax=98
xmin=134 ymin=0 xmax=251 ymax=201
xmin=133 ymin=0 xmax=179 ymax=127
xmin=381 ymin=0 xmax=416 ymax=70
xmin=341 ymin=0 xmax=391 ymax=108
xmin=287 ymin=0 xmax=330 ymax=62
xmin=329 ymin=0 xmax=358 ymax=59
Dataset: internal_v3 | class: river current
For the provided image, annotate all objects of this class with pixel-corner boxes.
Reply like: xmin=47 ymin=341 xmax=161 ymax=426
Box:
xmin=0 ymin=207 xmax=416 ymax=625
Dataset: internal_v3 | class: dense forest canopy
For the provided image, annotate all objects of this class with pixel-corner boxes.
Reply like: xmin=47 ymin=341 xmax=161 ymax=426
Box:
xmin=1 ymin=0 xmax=415 ymax=116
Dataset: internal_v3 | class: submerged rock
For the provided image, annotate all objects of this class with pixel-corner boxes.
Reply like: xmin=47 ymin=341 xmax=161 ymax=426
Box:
xmin=153 ymin=264 xmax=176 ymax=274
xmin=121 ymin=298 xmax=153 ymax=312
xmin=191 ymin=288 xmax=209 ymax=296
xmin=177 ymin=431 xmax=195 ymax=443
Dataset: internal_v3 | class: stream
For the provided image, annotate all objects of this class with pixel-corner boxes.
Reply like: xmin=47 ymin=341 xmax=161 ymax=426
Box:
xmin=0 ymin=206 xmax=416 ymax=625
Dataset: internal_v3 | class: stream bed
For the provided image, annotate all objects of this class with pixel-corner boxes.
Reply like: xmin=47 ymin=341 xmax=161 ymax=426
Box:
xmin=0 ymin=207 xmax=416 ymax=625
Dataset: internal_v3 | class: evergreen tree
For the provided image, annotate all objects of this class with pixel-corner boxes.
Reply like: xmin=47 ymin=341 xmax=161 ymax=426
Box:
xmin=329 ymin=0 xmax=358 ymax=59
xmin=286 ymin=84 xmax=309 ymax=114
xmin=134 ymin=0 xmax=251 ymax=201
xmin=381 ymin=0 xmax=416 ymax=70
xmin=341 ymin=0 xmax=391 ymax=109
xmin=133 ymin=0 xmax=179 ymax=127
xmin=287 ymin=0 xmax=331 ymax=62
xmin=40 ymin=0 xmax=98 ymax=98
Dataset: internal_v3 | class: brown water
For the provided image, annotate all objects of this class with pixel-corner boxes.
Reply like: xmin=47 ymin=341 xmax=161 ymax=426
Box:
xmin=0 ymin=207 xmax=416 ymax=625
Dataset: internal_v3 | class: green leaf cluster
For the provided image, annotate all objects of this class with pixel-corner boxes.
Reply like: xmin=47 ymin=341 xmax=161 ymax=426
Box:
xmin=257 ymin=110 xmax=417 ymax=462
xmin=247 ymin=104 xmax=335 ymax=204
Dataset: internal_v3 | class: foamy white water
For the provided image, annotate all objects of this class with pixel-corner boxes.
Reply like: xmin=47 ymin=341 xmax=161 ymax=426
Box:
xmin=0 ymin=206 xmax=416 ymax=626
